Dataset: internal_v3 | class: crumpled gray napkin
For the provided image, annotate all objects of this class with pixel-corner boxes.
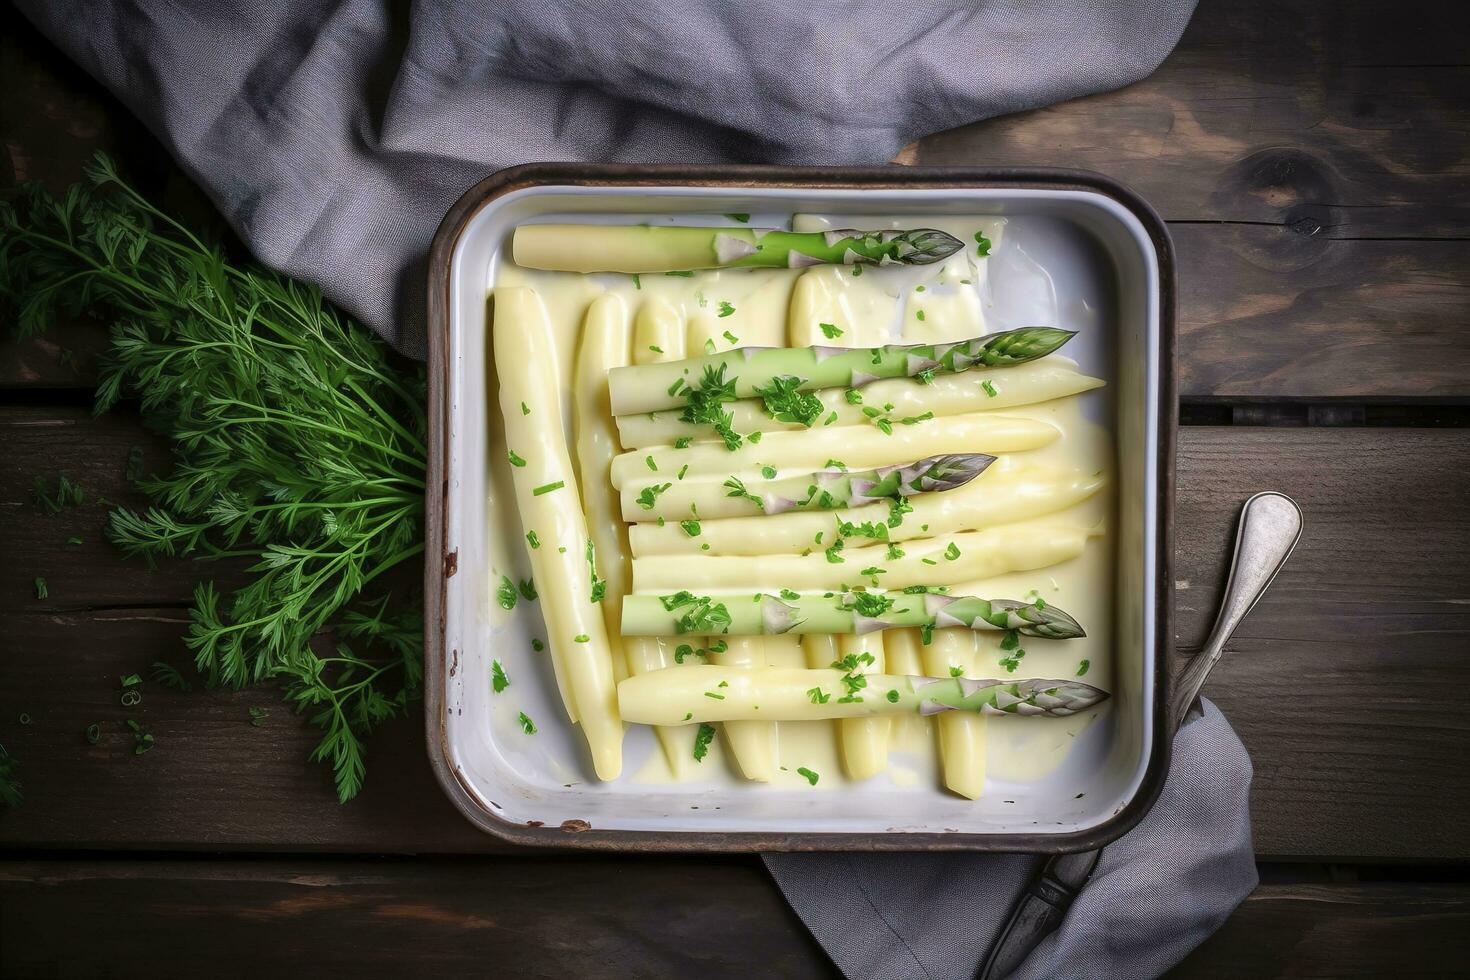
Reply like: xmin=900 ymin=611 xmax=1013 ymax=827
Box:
xmin=18 ymin=3 xmax=1226 ymax=976
xmin=766 ymin=699 xmax=1257 ymax=979
xmin=17 ymin=0 xmax=1197 ymax=356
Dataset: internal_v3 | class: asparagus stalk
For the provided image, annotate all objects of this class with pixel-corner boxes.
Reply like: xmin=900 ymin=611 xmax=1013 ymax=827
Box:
xmin=494 ymin=287 xmax=622 ymax=780
xmin=621 ymin=453 xmax=993 ymax=522
xmin=612 ymin=411 xmax=1054 ymax=488
xmin=618 ymin=666 xmax=1109 ymax=725
xmin=513 ymin=224 xmax=964 ymax=275
xmin=630 ymin=463 xmax=1103 ymax=558
xmin=613 ymin=359 xmax=1104 ymax=448
xmin=632 ymin=521 xmax=1094 ymax=593
xmin=621 ymin=300 xmax=696 ymax=773
xmin=607 ymin=327 xmax=1077 ymax=416
xmin=622 ymin=591 xmax=1085 ymax=639
xmin=922 ymin=630 xmax=988 ymax=800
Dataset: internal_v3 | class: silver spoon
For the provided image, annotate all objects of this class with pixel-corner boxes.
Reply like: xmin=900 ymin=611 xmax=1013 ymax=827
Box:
xmin=980 ymin=491 xmax=1304 ymax=979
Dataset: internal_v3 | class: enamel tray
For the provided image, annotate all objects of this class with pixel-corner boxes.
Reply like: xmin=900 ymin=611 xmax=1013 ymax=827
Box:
xmin=425 ymin=164 xmax=1175 ymax=851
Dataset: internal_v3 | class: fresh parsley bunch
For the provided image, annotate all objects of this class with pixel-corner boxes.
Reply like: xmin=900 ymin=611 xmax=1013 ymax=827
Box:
xmin=0 ymin=155 xmax=426 ymax=801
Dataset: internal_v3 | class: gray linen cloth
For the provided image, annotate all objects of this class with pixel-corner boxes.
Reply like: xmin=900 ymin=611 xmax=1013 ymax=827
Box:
xmin=17 ymin=0 xmax=1196 ymax=357
xmin=18 ymin=3 xmax=1244 ymax=977
xmin=766 ymin=700 xmax=1257 ymax=979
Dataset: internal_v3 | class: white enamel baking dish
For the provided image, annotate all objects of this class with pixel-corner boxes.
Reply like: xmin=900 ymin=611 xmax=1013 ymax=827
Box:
xmin=425 ymin=165 xmax=1175 ymax=852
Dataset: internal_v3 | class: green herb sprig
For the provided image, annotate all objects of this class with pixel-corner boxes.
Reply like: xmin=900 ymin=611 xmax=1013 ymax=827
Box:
xmin=0 ymin=155 xmax=427 ymax=803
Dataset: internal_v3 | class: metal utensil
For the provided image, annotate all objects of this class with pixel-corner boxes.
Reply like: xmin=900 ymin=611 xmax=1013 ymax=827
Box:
xmin=980 ymin=491 xmax=1304 ymax=979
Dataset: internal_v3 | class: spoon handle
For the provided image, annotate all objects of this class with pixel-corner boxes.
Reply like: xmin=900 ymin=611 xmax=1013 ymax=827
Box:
xmin=1169 ymin=491 xmax=1303 ymax=729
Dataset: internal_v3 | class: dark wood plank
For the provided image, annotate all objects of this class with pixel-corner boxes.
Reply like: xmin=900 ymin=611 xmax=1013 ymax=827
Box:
xmin=1168 ymin=883 xmax=1470 ymax=979
xmin=3 ymin=414 xmax=1468 ymax=858
xmin=0 ymin=858 xmax=835 ymax=979
xmin=918 ymin=0 xmax=1470 ymax=398
xmin=1174 ymin=428 xmax=1470 ymax=861
xmin=2 ymin=860 xmax=1465 ymax=980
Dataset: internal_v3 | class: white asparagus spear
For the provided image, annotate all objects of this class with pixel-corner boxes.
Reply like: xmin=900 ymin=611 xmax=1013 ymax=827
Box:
xmin=686 ymin=311 xmax=776 ymax=781
xmin=618 ymin=299 xmax=693 ymax=772
xmin=573 ymin=293 xmax=633 ymax=687
xmin=629 ymin=462 xmax=1103 ymax=557
xmin=613 ymin=358 xmax=1103 ymax=448
xmin=632 ymin=521 xmax=1096 ymax=594
xmin=494 ymin=287 xmax=622 ymax=780
xmin=613 ymin=412 xmax=1057 ymax=489
xmin=925 ymin=630 xmax=987 ymax=800
xmin=788 ymin=270 xmax=889 ymax=781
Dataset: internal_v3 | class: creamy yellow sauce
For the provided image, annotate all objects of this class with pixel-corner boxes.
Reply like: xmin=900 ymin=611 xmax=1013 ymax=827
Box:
xmin=491 ymin=213 xmax=1112 ymax=797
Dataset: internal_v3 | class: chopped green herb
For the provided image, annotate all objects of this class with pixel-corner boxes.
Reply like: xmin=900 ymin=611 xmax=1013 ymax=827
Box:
xmin=886 ymin=543 xmax=905 ymax=560
xmin=748 ymin=431 xmax=763 ymax=444
xmin=673 ymin=436 xmax=693 ymax=449
xmin=521 ymin=401 xmax=530 ymax=415
xmin=725 ymin=213 xmax=751 ymax=223
xmin=492 ymin=660 xmax=510 ymax=693
xmin=949 ymin=664 xmax=964 ymax=677
xmin=761 ymin=465 xmax=777 ymax=480
xmin=635 ymin=482 xmax=673 ymax=509
xmin=632 ymin=274 xmax=642 ymax=289
xmin=32 ymin=577 xmax=47 ymax=600
xmin=526 ymin=530 xmax=540 ymax=549
xmin=665 ymin=270 xmax=695 ymax=277
xmin=922 ymin=557 xmax=938 ymax=566
xmin=920 ymin=623 xmax=935 ymax=645
xmin=974 ymin=231 xmax=992 ymax=257
xmin=852 ymin=265 xmax=863 ymax=277
xmin=916 ymin=368 xmax=936 ymax=385
xmin=704 ymin=338 xmax=717 ymax=354
xmin=518 ymin=712 xmax=537 ymax=734
xmin=723 ymin=476 xmax=764 ymax=509
xmin=519 ymin=578 xmax=538 ymax=602
xmin=85 ymin=723 xmax=101 ymax=745
xmin=754 ymin=374 xmax=823 ymax=427
xmin=844 ymin=388 xmax=863 ymax=405
xmin=819 ymin=322 xmax=842 ymax=339
xmin=645 ymin=455 xmax=658 ymax=472
xmin=824 ymin=538 xmax=846 ymax=564
xmin=886 ymin=689 xmax=900 ymax=703
xmin=127 ymin=718 xmax=154 ymax=755
xmin=693 ymin=723 xmax=716 ymax=761
xmin=532 ymin=638 xmax=544 ymax=652
xmin=507 ymin=450 xmax=527 ymax=468
xmin=796 ymin=767 xmax=819 ymax=786
xmin=1077 ymin=659 xmax=1091 ymax=677
xmin=901 ymin=412 xmax=935 ymax=425
xmin=496 ymin=576 xmax=517 ymax=610
xmin=780 ymin=588 xmax=801 ymax=601
xmin=33 ymin=474 xmax=85 ymax=514
xmin=916 ymin=310 xmax=926 ymax=321
xmin=982 ymin=379 xmax=998 ymax=398
xmin=532 ymin=481 xmax=564 ymax=496
xmin=824 ymin=411 xmax=838 ymax=426
xmin=680 ymin=519 xmax=701 ymax=537
xmin=944 ymin=542 xmax=962 ymax=561
xmin=704 ymin=691 xmax=726 ymax=700
xmin=825 ymin=459 xmax=847 ymax=470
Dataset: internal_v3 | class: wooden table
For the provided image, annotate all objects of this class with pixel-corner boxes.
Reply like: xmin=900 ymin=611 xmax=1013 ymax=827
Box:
xmin=3 ymin=1 xmax=1468 ymax=975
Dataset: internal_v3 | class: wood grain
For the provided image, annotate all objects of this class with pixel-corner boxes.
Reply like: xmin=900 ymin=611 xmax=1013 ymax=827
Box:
xmin=2 ymin=860 xmax=1465 ymax=980
xmin=1168 ymin=883 xmax=1470 ymax=979
xmin=1174 ymin=428 xmax=1470 ymax=861
xmin=0 ymin=858 xmax=836 ymax=979
xmin=918 ymin=0 xmax=1470 ymax=398
xmin=3 ymin=412 xmax=1467 ymax=859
